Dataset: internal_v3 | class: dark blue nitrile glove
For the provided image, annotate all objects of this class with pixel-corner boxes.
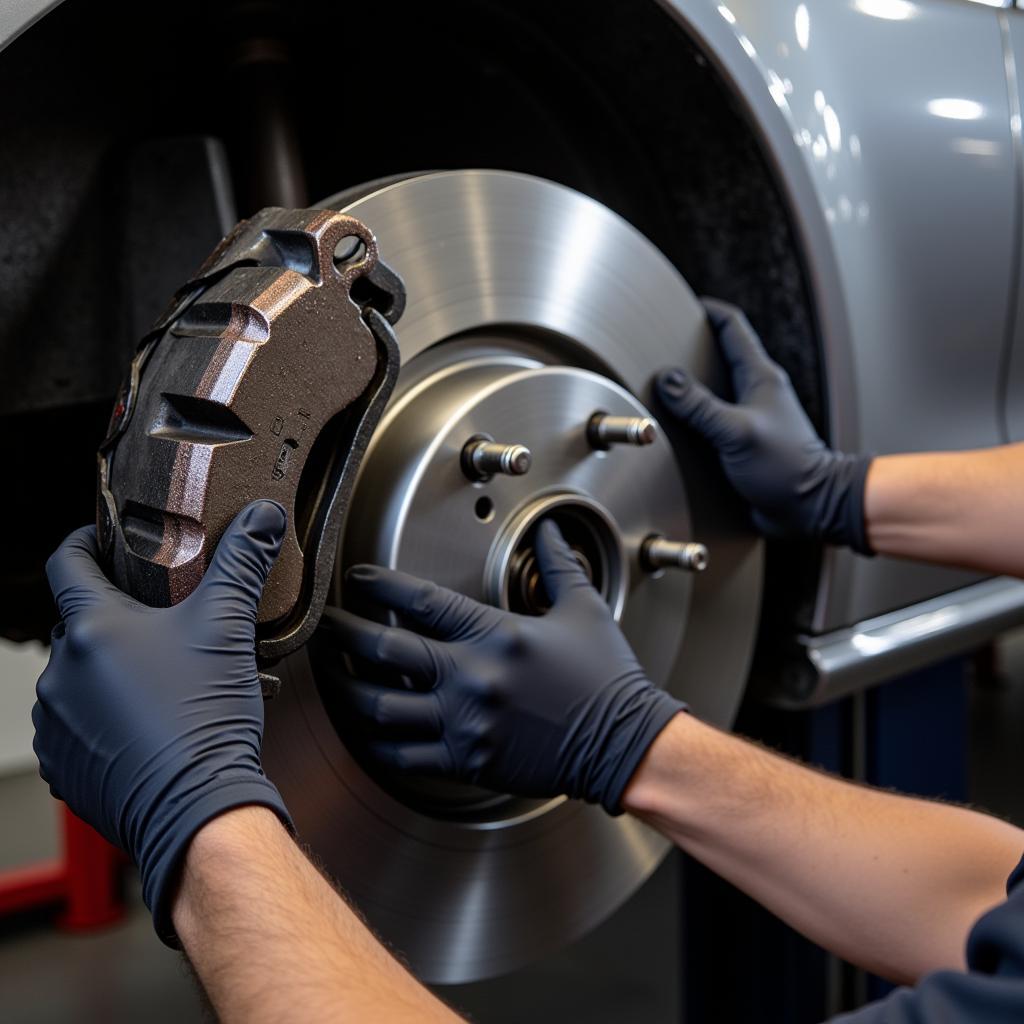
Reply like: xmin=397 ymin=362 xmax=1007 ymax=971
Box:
xmin=321 ymin=519 xmax=685 ymax=814
xmin=32 ymin=500 xmax=293 ymax=945
xmin=656 ymin=298 xmax=873 ymax=554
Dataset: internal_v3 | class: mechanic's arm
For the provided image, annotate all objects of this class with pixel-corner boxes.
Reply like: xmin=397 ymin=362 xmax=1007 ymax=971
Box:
xmin=865 ymin=445 xmax=1024 ymax=575
xmin=328 ymin=522 xmax=1023 ymax=986
xmin=656 ymin=299 xmax=1024 ymax=576
xmin=621 ymin=712 xmax=1024 ymax=984
xmin=33 ymin=502 xmax=461 ymax=1024
xmin=173 ymin=806 xmax=459 ymax=1024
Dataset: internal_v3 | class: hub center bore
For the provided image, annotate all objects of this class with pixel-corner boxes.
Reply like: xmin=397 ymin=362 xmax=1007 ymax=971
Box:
xmin=488 ymin=493 xmax=626 ymax=620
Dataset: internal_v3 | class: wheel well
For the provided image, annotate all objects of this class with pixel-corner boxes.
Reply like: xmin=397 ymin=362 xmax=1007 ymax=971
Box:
xmin=0 ymin=0 xmax=823 ymax=642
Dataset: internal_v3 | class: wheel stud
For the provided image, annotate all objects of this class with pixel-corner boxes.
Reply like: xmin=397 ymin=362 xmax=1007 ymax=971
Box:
xmin=641 ymin=535 xmax=709 ymax=573
xmin=462 ymin=437 xmax=532 ymax=481
xmin=587 ymin=412 xmax=657 ymax=450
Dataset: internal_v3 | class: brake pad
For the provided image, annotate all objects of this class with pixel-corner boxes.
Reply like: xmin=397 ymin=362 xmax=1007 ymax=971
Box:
xmin=97 ymin=206 xmax=403 ymax=660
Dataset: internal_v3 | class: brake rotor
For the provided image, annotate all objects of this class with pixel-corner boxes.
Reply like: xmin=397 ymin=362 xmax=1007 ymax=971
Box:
xmin=261 ymin=170 xmax=763 ymax=983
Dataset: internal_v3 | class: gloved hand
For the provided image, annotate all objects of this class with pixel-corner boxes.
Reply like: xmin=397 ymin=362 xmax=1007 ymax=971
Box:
xmin=656 ymin=298 xmax=873 ymax=554
xmin=321 ymin=519 xmax=685 ymax=814
xmin=32 ymin=500 xmax=293 ymax=945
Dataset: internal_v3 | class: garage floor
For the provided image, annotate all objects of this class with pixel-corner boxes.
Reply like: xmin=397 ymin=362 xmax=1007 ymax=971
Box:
xmin=0 ymin=765 xmax=680 ymax=1024
xmin=2 ymin=632 xmax=1023 ymax=1024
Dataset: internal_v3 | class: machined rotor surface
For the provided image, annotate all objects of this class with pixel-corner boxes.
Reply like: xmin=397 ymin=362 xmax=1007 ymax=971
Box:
xmin=261 ymin=171 xmax=764 ymax=983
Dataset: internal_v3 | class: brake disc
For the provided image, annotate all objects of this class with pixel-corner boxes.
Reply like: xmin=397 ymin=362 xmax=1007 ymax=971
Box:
xmin=260 ymin=171 xmax=764 ymax=983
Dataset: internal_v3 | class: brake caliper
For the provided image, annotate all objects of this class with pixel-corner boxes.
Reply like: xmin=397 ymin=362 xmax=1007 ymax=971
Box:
xmin=97 ymin=207 xmax=403 ymax=665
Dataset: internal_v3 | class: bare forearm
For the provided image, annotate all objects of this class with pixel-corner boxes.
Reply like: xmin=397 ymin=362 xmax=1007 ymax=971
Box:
xmin=865 ymin=444 xmax=1024 ymax=576
xmin=173 ymin=807 xmax=462 ymax=1024
xmin=623 ymin=714 xmax=1023 ymax=983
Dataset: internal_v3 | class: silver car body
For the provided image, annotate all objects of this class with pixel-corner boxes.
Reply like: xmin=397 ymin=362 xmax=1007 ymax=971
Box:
xmin=661 ymin=0 xmax=1024 ymax=700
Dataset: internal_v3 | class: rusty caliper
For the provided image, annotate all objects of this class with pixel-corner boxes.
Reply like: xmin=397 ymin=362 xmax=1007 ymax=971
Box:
xmin=97 ymin=207 xmax=403 ymax=681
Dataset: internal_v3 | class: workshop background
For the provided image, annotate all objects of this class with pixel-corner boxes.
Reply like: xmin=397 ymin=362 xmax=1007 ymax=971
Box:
xmin=5 ymin=0 xmax=1024 ymax=1021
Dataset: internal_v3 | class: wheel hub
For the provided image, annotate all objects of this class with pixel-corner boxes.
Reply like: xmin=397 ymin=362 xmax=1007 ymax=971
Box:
xmin=495 ymin=491 xmax=622 ymax=617
xmin=344 ymin=356 xmax=692 ymax=635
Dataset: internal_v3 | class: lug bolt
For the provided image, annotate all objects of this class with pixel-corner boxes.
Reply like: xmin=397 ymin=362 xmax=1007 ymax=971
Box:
xmin=641 ymin=535 xmax=709 ymax=573
xmin=462 ymin=437 xmax=532 ymax=481
xmin=588 ymin=412 xmax=657 ymax=450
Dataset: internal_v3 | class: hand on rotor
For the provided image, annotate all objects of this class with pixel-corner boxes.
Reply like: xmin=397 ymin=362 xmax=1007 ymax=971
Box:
xmin=321 ymin=519 xmax=685 ymax=813
xmin=656 ymin=298 xmax=873 ymax=553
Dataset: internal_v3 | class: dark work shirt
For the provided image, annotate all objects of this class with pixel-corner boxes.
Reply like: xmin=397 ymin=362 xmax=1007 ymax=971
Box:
xmin=831 ymin=854 xmax=1024 ymax=1022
